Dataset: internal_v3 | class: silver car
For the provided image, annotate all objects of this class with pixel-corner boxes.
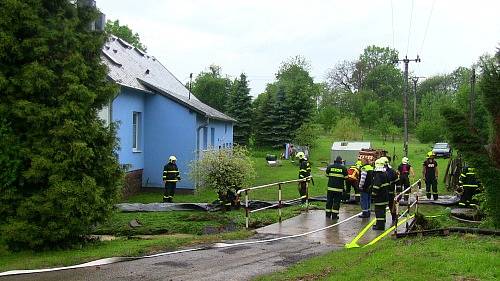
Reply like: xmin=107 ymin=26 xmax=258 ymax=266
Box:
xmin=432 ymin=143 xmax=452 ymax=158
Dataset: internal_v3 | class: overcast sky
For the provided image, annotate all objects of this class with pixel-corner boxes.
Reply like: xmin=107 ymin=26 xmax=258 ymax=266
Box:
xmin=98 ymin=0 xmax=499 ymax=96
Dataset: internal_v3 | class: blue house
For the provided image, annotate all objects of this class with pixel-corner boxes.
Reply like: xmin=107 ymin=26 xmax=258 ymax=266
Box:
xmin=99 ymin=36 xmax=235 ymax=192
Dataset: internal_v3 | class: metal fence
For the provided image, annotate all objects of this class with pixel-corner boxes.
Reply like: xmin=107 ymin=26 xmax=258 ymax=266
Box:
xmin=236 ymin=176 xmax=312 ymax=228
xmin=393 ymin=178 xmax=422 ymax=235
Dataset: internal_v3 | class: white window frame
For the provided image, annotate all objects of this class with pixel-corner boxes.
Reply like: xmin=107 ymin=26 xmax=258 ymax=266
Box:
xmin=132 ymin=111 xmax=142 ymax=152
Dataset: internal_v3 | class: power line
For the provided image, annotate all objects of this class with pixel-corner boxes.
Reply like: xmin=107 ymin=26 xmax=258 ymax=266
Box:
xmin=419 ymin=0 xmax=436 ymax=56
xmin=405 ymin=0 xmax=415 ymax=56
xmin=391 ymin=0 xmax=395 ymax=49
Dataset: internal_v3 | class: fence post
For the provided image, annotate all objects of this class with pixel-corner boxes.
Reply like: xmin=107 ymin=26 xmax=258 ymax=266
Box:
xmin=406 ymin=184 xmax=411 ymax=230
xmin=278 ymin=183 xmax=282 ymax=223
xmin=394 ymin=197 xmax=399 ymax=235
xmin=245 ymin=190 xmax=249 ymax=229
xmin=305 ymin=179 xmax=309 ymax=212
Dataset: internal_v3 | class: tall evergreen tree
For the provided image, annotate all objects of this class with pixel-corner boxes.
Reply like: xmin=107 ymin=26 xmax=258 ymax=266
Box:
xmin=105 ymin=19 xmax=147 ymax=51
xmin=0 ymin=0 xmax=123 ymax=249
xmin=227 ymin=73 xmax=252 ymax=146
xmin=273 ymin=86 xmax=291 ymax=145
xmin=253 ymin=92 xmax=276 ymax=147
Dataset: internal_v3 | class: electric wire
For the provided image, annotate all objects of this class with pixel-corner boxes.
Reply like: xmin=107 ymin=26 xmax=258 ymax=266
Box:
xmin=405 ymin=0 xmax=415 ymax=56
xmin=390 ymin=0 xmax=395 ymax=49
xmin=419 ymin=0 xmax=436 ymax=56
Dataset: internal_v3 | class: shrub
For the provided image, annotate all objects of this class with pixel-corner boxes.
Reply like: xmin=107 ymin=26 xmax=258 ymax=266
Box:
xmin=190 ymin=146 xmax=256 ymax=196
xmin=331 ymin=117 xmax=363 ymax=141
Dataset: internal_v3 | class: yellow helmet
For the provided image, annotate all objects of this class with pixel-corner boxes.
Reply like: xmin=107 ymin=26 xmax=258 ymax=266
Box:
xmin=427 ymin=151 xmax=434 ymax=158
xmin=296 ymin=152 xmax=305 ymax=159
xmin=169 ymin=155 xmax=177 ymax=162
xmin=375 ymin=158 xmax=385 ymax=168
xmin=380 ymin=157 xmax=389 ymax=165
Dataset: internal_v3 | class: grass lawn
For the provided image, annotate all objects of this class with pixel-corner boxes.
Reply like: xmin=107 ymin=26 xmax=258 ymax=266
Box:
xmin=254 ymin=234 xmax=499 ymax=281
xmin=0 ymin=231 xmax=251 ymax=272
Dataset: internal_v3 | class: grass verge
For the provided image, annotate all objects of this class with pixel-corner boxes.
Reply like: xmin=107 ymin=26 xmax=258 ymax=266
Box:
xmin=254 ymin=234 xmax=499 ymax=281
xmin=0 ymin=230 xmax=252 ymax=272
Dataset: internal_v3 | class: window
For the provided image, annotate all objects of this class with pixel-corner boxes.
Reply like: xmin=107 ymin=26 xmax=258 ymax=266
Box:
xmin=132 ymin=112 xmax=141 ymax=152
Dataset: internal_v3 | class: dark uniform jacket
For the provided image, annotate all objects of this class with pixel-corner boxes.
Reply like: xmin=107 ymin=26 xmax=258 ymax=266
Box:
xmin=372 ymin=168 xmax=389 ymax=203
xmin=385 ymin=166 xmax=398 ymax=195
xmin=163 ymin=162 xmax=180 ymax=182
xmin=299 ymin=159 xmax=311 ymax=179
xmin=325 ymin=162 xmax=347 ymax=192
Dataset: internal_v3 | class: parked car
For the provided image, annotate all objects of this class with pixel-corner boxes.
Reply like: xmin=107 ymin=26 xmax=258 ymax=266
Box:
xmin=432 ymin=142 xmax=452 ymax=158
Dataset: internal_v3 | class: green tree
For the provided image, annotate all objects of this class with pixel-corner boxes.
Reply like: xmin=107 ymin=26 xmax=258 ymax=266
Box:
xmin=361 ymin=101 xmax=379 ymax=131
xmin=331 ymin=117 xmax=363 ymax=141
xmin=0 ymin=0 xmax=123 ymax=249
xmin=227 ymin=73 xmax=252 ymax=146
xmin=293 ymin=122 xmax=323 ymax=148
xmin=253 ymin=92 xmax=276 ymax=147
xmin=105 ymin=19 xmax=147 ymax=51
xmin=191 ymin=65 xmax=232 ymax=113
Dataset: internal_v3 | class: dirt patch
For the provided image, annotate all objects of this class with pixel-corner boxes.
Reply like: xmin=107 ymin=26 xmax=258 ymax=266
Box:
xmin=290 ymin=266 xmax=334 ymax=281
xmin=273 ymin=252 xmax=315 ymax=267
xmin=153 ymin=260 xmax=191 ymax=267
xmin=218 ymin=245 xmax=252 ymax=254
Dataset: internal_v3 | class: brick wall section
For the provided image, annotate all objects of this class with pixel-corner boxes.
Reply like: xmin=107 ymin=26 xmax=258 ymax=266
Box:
xmin=123 ymin=169 xmax=143 ymax=198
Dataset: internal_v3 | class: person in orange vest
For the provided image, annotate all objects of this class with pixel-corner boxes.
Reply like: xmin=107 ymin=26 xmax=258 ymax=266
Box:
xmin=162 ymin=155 xmax=180 ymax=203
xmin=343 ymin=160 xmax=362 ymax=203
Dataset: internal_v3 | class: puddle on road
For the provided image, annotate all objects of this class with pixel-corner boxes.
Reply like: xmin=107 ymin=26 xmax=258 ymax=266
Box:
xmin=256 ymin=204 xmax=406 ymax=246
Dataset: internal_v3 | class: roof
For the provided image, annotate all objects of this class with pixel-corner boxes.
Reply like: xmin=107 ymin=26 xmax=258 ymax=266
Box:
xmin=101 ymin=36 xmax=236 ymax=122
xmin=331 ymin=141 xmax=371 ymax=151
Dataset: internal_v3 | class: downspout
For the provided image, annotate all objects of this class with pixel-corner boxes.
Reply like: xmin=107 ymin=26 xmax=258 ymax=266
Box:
xmin=195 ymin=116 xmax=210 ymax=189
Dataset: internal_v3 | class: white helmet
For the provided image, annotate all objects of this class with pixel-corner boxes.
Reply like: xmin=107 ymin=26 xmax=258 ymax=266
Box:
xmin=402 ymin=157 xmax=409 ymax=164
xmin=296 ymin=152 xmax=305 ymax=160
xmin=169 ymin=155 xmax=177 ymax=162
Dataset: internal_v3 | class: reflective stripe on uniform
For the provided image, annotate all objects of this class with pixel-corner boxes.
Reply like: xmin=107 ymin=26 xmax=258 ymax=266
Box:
xmin=374 ymin=202 xmax=388 ymax=205
xmin=165 ymin=180 xmax=178 ymax=182
xmin=331 ymin=209 xmax=339 ymax=213
xmin=372 ymin=185 xmax=380 ymax=190
xmin=463 ymin=184 xmax=479 ymax=187
xmin=328 ymin=187 xmax=344 ymax=192
xmin=166 ymin=170 xmax=179 ymax=173
xmin=376 ymin=218 xmax=386 ymax=221
xmin=328 ymin=173 xmax=345 ymax=178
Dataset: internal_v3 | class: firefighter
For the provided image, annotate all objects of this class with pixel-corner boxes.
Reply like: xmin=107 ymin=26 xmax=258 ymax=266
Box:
xmin=423 ymin=151 xmax=439 ymax=200
xmin=162 ymin=155 xmax=180 ymax=203
xmin=382 ymin=156 xmax=398 ymax=224
xmin=297 ymin=152 xmax=311 ymax=204
xmin=358 ymin=158 xmax=374 ymax=218
xmin=458 ymin=166 xmax=481 ymax=208
xmin=344 ymin=160 xmax=362 ymax=203
xmin=372 ymin=158 xmax=389 ymax=230
xmin=397 ymin=157 xmax=415 ymax=202
xmin=325 ymin=156 xmax=347 ymax=219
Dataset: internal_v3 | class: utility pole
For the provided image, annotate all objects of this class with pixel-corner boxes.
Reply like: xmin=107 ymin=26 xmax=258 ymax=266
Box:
xmin=411 ymin=76 xmax=425 ymax=126
xmin=394 ymin=55 xmax=421 ymax=158
xmin=469 ymin=68 xmax=476 ymax=128
xmin=189 ymin=73 xmax=193 ymax=100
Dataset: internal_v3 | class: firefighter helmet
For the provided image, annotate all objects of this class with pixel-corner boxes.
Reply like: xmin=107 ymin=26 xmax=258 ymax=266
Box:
xmin=375 ymin=158 xmax=385 ymax=168
xmin=380 ymin=157 xmax=389 ymax=165
xmin=402 ymin=157 xmax=409 ymax=164
xmin=427 ymin=151 xmax=435 ymax=158
xmin=169 ymin=155 xmax=177 ymax=162
xmin=296 ymin=152 xmax=305 ymax=159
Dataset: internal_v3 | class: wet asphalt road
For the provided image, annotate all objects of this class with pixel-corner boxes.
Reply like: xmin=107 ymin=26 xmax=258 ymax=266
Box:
xmin=0 ymin=234 xmax=339 ymax=281
xmin=1 ymin=206 xmax=409 ymax=281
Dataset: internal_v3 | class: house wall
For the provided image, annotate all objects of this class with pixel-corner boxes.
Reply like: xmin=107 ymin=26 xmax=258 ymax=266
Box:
xmin=196 ymin=116 xmax=233 ymax=151
xmin=143 ymin=93 xmax=197 ymax=189
xmin=112 ymin=87 xmax=145 ymax=171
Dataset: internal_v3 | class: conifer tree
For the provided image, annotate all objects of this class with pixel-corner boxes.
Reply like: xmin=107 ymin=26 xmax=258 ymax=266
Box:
xmin=253 ymin=92 xmax=276 ymax=147
xmin=0 ymin=0 xmax=123 ymax=249
xmin=227 ymin=73 xmax=253 ymax=146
